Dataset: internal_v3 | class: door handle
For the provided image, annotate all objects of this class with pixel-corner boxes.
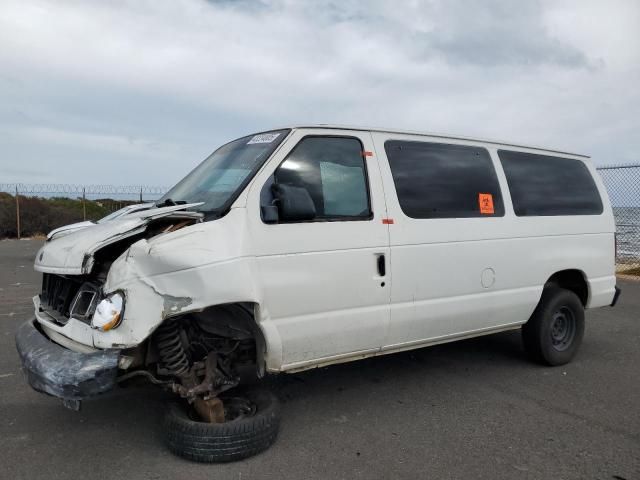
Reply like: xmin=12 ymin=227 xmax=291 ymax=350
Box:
xmin=377 ymin=254 xmax=386 ymax=277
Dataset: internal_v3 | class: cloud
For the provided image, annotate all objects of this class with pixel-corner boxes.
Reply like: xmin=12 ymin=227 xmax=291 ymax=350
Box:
xmin=418 ymin=0 xmax=591 ymax=67
xmin=0 ymin=0 xmax=638 ymax=187
xmin=1 ymin=125 xmax=183 ymax=159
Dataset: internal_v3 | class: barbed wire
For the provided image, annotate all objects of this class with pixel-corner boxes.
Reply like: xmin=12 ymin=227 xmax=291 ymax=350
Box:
xmin=0 ymin=183 xmax=169 ymax=195
xmin=596 ymin=163 xmax=640 ymax=170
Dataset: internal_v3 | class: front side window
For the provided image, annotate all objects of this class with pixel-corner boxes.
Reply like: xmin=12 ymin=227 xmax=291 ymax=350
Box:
xmin=159 ymin=129 xmax=289 ymax=216
xmin=385 ymin=140 xmax=504 ymax=219
xmin=498 ymin=150 xmax=603 ymax=216
xmin=273 ymin=136 xmax=371 ymax=220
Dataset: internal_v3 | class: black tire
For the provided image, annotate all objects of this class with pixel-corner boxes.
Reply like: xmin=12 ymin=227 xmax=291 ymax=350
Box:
xmin=164 ymin=389 xmax=280 ymax=463
xmin=522 ymin=287 xmax=585 ymax=366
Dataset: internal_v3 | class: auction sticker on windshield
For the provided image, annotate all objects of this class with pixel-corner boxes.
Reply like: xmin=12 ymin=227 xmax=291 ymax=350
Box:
xmin=247 ymin=133 xmax=281 ymax=144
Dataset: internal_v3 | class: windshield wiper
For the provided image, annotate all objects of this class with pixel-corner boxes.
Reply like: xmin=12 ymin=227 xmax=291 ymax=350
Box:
xmin=201 ymin=209 xmax=224 ymax=220
xmin=156 ymin=198 xmax=187 ymax=207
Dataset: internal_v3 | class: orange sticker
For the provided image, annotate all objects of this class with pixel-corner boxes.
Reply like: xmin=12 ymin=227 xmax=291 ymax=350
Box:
xmin=478 ymin=193 xmax=494 ymax=214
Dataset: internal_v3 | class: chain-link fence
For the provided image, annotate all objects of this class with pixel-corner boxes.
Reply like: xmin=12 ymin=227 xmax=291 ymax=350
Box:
xmin=0 ymin=184 xmax=168 ymax=239
xmin=597 ymin=164 xmax=640 ymax=275
xmin=2 ymin=170 xmax=640 ymax=275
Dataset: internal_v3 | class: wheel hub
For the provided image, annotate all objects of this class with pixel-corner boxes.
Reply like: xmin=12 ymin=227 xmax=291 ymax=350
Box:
xmin=194 ymin=396 xmax=225 ymax=423
xmin=550 ymin=307 xmax=576 ymax=351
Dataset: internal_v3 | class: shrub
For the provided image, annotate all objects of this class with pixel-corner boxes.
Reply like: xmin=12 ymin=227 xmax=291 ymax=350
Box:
xmin=0 ymin=194 xmax=132 ymax=239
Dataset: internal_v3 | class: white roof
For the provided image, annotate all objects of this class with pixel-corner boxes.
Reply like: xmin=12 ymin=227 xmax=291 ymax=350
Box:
xmin=282 ymin=124 xmax=589 ymax=159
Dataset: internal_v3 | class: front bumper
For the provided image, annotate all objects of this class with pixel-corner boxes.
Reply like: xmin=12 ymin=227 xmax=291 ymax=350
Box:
xmin=15 ymin=319 xmax=120 ymax=401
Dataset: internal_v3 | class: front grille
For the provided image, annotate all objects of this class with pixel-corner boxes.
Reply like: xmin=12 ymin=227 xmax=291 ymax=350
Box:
xmin=41 ymin=273 xmax=81 ymax=319
xmin=40 ymin=274 xmax=99 ymax=325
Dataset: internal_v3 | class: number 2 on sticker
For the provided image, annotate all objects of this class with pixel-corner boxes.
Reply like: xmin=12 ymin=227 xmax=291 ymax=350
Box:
xmin=479 ymin=193 xmax=494 ymax=214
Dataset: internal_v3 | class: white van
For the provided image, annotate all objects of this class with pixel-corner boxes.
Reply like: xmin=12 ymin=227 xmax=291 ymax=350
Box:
xmin=16 ymin=125 xmax=620 ymax=462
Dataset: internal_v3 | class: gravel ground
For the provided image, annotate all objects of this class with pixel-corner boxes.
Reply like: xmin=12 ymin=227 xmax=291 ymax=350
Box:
xmin=1 ymin=238 xmax=638 ymax=480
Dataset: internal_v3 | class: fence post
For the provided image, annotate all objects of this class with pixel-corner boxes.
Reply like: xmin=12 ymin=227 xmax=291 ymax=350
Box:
xmin=82 ymin=187 xmax=86 ymax=221
xmin=15 ymin=185 xmax=21 ymax=240
xmin=139 ymin=186 xmax=143 ymax=203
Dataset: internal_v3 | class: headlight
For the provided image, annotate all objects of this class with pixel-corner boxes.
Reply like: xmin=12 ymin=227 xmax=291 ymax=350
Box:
xmin=91 ymin=292 xmax=125 ymax=331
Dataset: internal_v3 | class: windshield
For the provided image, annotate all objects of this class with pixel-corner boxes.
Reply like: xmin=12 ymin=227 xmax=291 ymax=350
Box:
xmin=159 ymin=129 xmax=290 ymax=214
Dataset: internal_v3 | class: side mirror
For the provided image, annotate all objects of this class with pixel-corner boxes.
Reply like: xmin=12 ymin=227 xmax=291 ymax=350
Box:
xmin=271 ymin=183 xmax=316 ymax=222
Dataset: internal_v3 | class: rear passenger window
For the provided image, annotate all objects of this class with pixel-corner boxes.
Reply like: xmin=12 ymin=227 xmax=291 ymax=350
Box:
xmin=275 ymin=136 xmax=371 ymax=220
xmin=384 ymin=140 xmax=504 ymax=219
xmin=498 ymin=150 xmax=603 ymax=216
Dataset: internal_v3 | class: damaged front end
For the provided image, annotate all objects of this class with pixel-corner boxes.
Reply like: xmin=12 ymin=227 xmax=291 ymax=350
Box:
xmin=14 ymin=130 xmax=290 ymax=462
xmin=17 ymin=204 xmax=262 ymax=422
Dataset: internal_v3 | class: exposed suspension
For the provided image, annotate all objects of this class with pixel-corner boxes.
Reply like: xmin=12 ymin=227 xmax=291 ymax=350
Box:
xmin=153 ymin=317 xmax=243 ymax=423
xmin=155 ymin=320 xmax=190 ymax=377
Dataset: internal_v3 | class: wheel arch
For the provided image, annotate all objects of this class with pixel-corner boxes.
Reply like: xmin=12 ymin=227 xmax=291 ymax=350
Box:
xmin=170 ymin=301 xmax=271 ymax=377
xmin=544 ymin=269 xmax=590 ymax=306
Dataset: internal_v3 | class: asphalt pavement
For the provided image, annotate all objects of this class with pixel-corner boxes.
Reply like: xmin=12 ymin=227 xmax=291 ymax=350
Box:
xmin=1 ymin=239 xmax=638 ymax=480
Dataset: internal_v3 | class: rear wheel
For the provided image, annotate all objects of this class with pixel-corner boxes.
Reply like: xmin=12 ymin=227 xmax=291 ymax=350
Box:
xmin=522 ymin=287 xmax=585 ymax=366
xmin=164 ymin=389 xmax=280 ymax=463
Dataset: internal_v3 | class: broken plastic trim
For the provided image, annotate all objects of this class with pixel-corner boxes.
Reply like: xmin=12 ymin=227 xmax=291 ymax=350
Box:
xmin=15 ymin=319 xmax=120 ymax=401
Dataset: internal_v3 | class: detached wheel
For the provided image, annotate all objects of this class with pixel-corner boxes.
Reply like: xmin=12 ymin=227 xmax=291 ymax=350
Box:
xmin=164 ymin=389 xmax=280 ymax=463
xmin=522 ymin=287 xmax=585 ymax=366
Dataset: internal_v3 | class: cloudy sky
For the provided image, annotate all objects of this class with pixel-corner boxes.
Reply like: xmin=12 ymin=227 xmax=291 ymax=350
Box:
xmin=0 ymin=0 xmax=638 ymax=187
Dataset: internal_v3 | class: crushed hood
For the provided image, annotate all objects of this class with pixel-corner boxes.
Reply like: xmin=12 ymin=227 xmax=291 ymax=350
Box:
xmin=34 ymin=203 xmax=203 ymax=275
xmin=46 ymin=220 xmax=96 ymax=240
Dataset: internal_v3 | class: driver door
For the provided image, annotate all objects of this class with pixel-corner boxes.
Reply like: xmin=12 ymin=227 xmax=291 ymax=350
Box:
xmin=247 ymin=129 xmax=391 ymax=371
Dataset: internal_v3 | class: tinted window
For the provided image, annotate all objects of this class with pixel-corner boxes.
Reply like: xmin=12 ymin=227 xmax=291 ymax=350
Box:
xmin=275 ymin=137 xmax=371 ymax=220
xmin=384 ymin=140 xmax=504 ymax=219
xmin=498 ymin=150 xmax=603 ymax=216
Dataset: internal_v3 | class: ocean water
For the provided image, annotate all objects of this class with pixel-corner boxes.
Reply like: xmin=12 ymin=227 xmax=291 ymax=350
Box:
xmin=613 ymin=207 xmax=640 ymax=259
